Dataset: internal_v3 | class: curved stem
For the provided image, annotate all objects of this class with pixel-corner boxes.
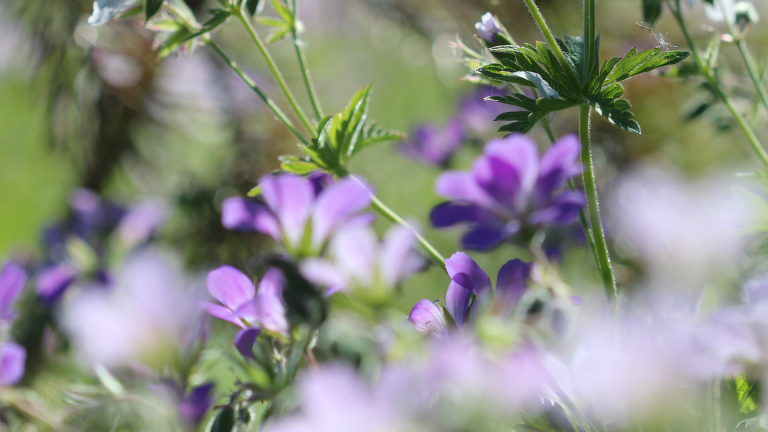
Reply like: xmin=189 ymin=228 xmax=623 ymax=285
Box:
xmin=541 ymin=120 xmax=603 ymax=284
xmin=579 ymin=105 xmax=617 ymax=300
xmin=521 ymin=0 xmax=582 ymax=90
xmin=235 ymin=9 xmax=317 ymax=137
xmin=666 ymin=0 xmax=768 ymax=167
xmin=289 ymin=0 xmax=324 ymax=119
xmin=206 ymin=40 xmax=310 ymax=146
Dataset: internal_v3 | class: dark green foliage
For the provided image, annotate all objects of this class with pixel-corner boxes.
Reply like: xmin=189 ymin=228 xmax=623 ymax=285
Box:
xmin=479 ymin=35 xmax=690 ymax=134
xmin=279 ymin=84 xmax=404 ymax=175
xmin=145 ymin=0 xmax=164 ymax=22
xmin=245 ymin=0 xmax=261 ymax=16
xmin=642 ymin=0 xmax=664 ymax=25
xmin=210 ymin=406 xmax=235 ymax=432
xmin=265 ymin=257 xmax=328 ymax=328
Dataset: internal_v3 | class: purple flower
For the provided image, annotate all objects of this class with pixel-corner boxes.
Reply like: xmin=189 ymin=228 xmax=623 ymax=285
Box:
xmin=200 ymin=266 xmax=289 ymax=337
xmin=409 ymin=252 xmax=533 ymax=333
xmin=458 ymin=86 xmax=511 ymax=136
xmin=398 ymin=118 xmax=465 ymax=167
xmin=178 ymin=383 xmax=215 ymax=425
xmin=300 ymin=225 xmax=424 ymax=296
xmin=221 ymin=174 xmax=373 ymax=256
xmin=36 ymin=263 xmax=78 ymax=307
xmin=0 ymin=262 xmax=27 ymax=323
xmin=0 ymin=342 xmax=25 ymax=387
xmin=430 ymin=134 xmax=584 ymax=250
xmin=475 ymin=12 xmax=503 ymax=43
xmin=116 ymin=198 xmax=169 ymax=249
xmin=62 ymin=249 xmax=203 ymax=368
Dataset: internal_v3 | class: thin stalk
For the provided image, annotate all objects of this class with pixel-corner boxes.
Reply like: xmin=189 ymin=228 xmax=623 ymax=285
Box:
xmin=708 ymin=379 xmax=722 ymax=432
xmin=346 ymin=174 xmax=446 ymax=268
xmin=206 ymin=40 xmax=310 ymax=146
xmin=716 ymin=0 xmax=768 ymax=115
xmin=289 ymin=0 xmax=324 ymax=119
xmin=666 ymin=0 xmax=768 ymax=167
xmin=235 ymin=9 xmax=317 ymax=137
xmin=579 ymin=105 xmax=617 ymax=300
xmin=541 ymin=120 xmax=603 ymax=284
xmin=521 ymin=0 xmax=582 ymax=90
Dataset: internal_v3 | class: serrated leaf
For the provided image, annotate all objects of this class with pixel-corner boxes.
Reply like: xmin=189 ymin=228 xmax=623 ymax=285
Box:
xmin=351 ymin=122 xmax=405 ymax=156
xmin=608 ymin=47 xmax=660 ymax=82
xmin=145 ymin=0 xmax=164 ymax=22
xmin=627 ymin=50 xmax=691 ymax=77
xmin=486 ymin=94 xmax=537 ymax=111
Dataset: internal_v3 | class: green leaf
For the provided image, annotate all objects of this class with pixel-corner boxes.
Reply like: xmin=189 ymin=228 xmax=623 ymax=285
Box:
xmin=279 ymin=155 xmax=320 ymax=175
xmin=247 ymin=185 xmax=262 ymax=197
xmin=245 ymin=0 xmax=261 ymax=16
xmin=256 ymin=16 xmax=286 ymax=27
xmin=145 ymin=0 xmax=164 ymax=22
xmin=154 ymin=24 xmax=193 ymax=58
xmin=642 ymin=0 xmax=664 ymax=25
xmin=351 ymin=121 xmax=405 ymax=156
xmin=211 ymin=407 xmax=235 ymax=432
xmin=181 ymin=9 xmax=230 ymax=42
xmin=269 ymin=0 xmax=292 ymax=23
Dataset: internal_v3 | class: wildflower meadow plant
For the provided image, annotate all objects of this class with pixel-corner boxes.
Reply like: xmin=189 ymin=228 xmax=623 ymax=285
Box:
xmin=7 ymin=0 xmax=768 ymax=431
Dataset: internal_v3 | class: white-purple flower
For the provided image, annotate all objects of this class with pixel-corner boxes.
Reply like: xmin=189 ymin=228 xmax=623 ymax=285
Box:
xmin=475 ymin=12 xmax=503 ymax=44
xmin=300 ymin=224 xmax=424 ymax=296
xmin=398 ymin=118 xmax=465 ymax=167
xmin=431 ymin=134 xmax=584 ymax=250
xmin=116 ymin=198 xmax=170 ymax=249
xmin=0 ymin=262 xmax=27 ymax=323
xmin=409 ymin=252 xmax=533 ymax=333
xmin=200 ymin=266 xmax=289 ymax=338
xmin=221 ymin=174 xmax=373 ymax=257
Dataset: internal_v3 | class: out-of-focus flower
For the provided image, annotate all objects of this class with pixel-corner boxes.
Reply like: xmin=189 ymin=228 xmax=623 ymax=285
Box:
xmin=62 ymin=249 xmax=203 ymax=368
xmin=431 ymin=134 xmax=584 ymax=250
xmin=0 ymin=342 xmax=25 ymax=387
xmin=178 ymin=383 xmax=215 ymax=425
xmin=0 ymin=262 xmax=27 ymax=323
xmin=458 ymin=86 xmax=510 ymax=136
xmin=88 ymin=0 xmax=139 ymax=26
xmin=705 ymin=0 xmax=758 ymax=26
xmin=300 ymin=225 xmax=424 ymax=297
xmin=36 ymin=263 xmax=78 ymax=307
xmin=116 ymin=198 xmax=170 ymax=249
xmin=409 ymin=252 xmax=533 ymax=332
xmin=398 ymin=119 xmax=464 ymax=167
xmin=200 ymin=266 xmax=288 ymax=337
xmin=475 ymin=13 xmax=503 ymax=44
xmin=221 ymin=174 xmax=372 ymax=256
xmin=610 ymin=167 xmax=751 ymax=295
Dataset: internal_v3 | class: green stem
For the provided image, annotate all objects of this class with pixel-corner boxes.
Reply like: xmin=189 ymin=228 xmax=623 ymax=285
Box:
xmin=666 ymin=0 xmax=768 ymax=168
xmin=207 ymin=39 xmax=310 ymax=146
xmin=708 ymin=379 xmax=722 ymax=432
xmin=235 ymin=8 xmax=317 ymax=137
xmin=541 ymin=120 xmax=603 ymax=284
xmin=579 ymin=105 xmax=617 ymax=300
xmin=521 ymin=0 xmax=582 ymax=90
xmin=716 ymin=0 xmax=768 ymax=115
xmin=289 ymin=0 xmax=324 ymax=119
xmin=345 ymin=174 xmax=446 ymax=268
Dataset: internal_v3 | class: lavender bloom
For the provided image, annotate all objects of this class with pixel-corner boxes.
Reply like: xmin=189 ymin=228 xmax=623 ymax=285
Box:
xmin=36 ymin=263 xmax=77 ymax=307
xmin=409 ymin=252 xmax=532 ymax=333
xmin=398 ymin=118 xmax=465 ymax=167
xmin=62 ymin=249 xmax=203 ymax=368
xmin=0 ymin=262 xmax=27 ymax=323
xmin=178 ymin=383 xmax=215 ymax=425
xmin=0 ymin=342 xmax=25 ymax=387
xmin=221 ymin=174 xmax=373 ymax=257
xmin=300 ymin=224 xmax=424 ymax=296
xmin=431 ymin=134 xmax=584 ymax=250
xmin=475 ymin=12 xmax=503 ymax=43
xmin=200 ymin=266 xmax=288 ymax=337
xmin=116 ymin=198 xmax=170 ymax=249
xmin=458 ymin=86 xmax=511 ymax=136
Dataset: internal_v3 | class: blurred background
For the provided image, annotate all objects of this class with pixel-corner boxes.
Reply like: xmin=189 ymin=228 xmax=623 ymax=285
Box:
xmin=2 ymin=0 xmax=768 ymax=420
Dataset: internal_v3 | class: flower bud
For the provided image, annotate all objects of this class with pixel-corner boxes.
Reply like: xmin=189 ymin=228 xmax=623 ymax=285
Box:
xmin=475 ymin=13 xmax=502 ymax=44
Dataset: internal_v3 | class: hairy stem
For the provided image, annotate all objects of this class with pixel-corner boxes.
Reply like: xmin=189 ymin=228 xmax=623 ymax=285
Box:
xmin=206 ymin=40 xmax=310 ymax=146
xmin=235 ymin=9 xmax=317 ymax=137
xmin=667 ymin=0 xmax=768 ymax=167
xmin=541 ymin=120 xmax=603 ymax=284
xmin=289 ymin=0 xmax=324 ymax=119
xmin=521 ymin=0 xmax=582 ymax=90
xmin=579 ymin=105 xmax=617 ymax=300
